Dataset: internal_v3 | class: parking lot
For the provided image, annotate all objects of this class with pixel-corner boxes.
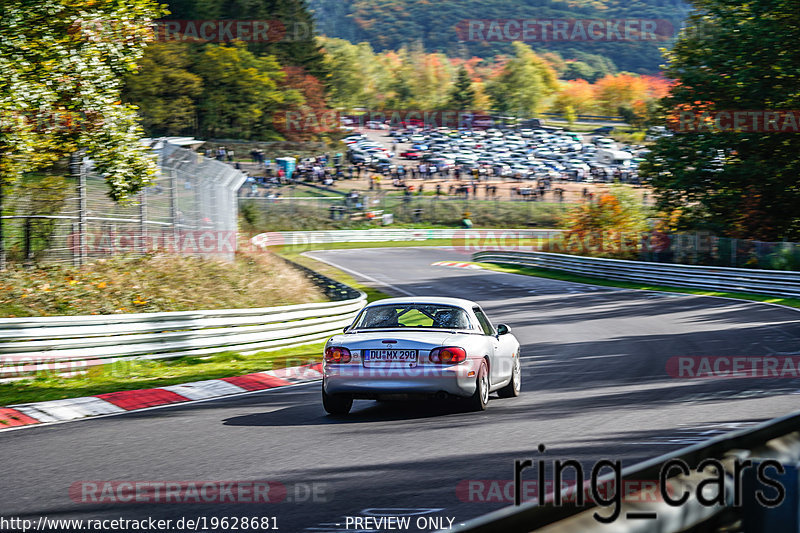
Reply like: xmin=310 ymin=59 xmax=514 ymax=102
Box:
xmin=336 ymin=123 xmax=654 ymax=204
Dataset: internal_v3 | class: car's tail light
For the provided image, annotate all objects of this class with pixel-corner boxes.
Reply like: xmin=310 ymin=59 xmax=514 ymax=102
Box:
xmin=325 ymin=346 xmax=352 ymax=364
xmin=429 ymin=347 xmax=467 ymax=364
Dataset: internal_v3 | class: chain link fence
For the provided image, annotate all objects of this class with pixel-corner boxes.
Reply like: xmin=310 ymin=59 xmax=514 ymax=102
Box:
xmin=239 ymin=192 xmax=570 ymax=232
xmin=0 ymin=142 xmax=247 ymax=266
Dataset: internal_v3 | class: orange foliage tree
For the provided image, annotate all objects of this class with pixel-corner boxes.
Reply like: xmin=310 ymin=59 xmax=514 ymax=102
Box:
xmin=554 ymin=187 xmax=650 ymax=259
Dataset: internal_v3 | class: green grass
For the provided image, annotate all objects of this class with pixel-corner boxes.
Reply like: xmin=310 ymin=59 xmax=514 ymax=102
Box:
xmin=479 ymin=262 xmax=800 ymax=309
xmin=0 ymin=342 xmax=327 ymax=407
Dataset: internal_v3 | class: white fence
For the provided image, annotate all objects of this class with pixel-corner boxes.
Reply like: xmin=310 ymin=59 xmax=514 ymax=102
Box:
xmin=473 ymin=250 xmax=800 ymax=299
xmin=0 ymin=296 xmax=365 ymax=378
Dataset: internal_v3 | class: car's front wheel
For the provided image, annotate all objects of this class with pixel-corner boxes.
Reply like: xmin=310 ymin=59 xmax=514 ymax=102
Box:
xmin=467 ymin=361 xmax=489 ymax=411
xmin=498 ymin=355 xmax=521 ymax=398
xmin=322 ymin=387 xmax=353 ymax=415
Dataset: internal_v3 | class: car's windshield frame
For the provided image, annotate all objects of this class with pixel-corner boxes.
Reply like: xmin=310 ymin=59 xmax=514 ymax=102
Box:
xmin=350 ymin=303 xmax=477 ymax=331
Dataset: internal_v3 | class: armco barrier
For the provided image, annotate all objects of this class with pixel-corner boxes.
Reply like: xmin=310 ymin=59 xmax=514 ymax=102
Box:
xmin=445 ymin=408 xmax=800 ymax=533
xmin=473 ymin=250 xmax=800 ymax=299
xmin=0 ymin=265 xmax=366 ymax=378
xmin=251 ymin=228 xmax=561 ymax=248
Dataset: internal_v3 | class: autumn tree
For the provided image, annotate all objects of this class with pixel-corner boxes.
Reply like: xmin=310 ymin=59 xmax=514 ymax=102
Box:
xmin=1 ymin=0 xmax=167 ymax=268
xmin=274 ymin=66 xmax=332 ymax=142
xmin=1 ymin=0 xmax=164 ymax=201
xmin=122 ymin=42 xmax=203 ymax=136
xmin=641 ymin=0 xmax=800 ymax=240
xmin=560 ymin=186 xmax=650 ymax=259
xmin=553 ymin=79 xmax=596 ymax=115
xmin=320 ymin=37 xmax=369 ymax=109
xmin=486 ymin=42 xmax=558 ymax=117
xmin=192 ymin=42 xmax=296 ymax=140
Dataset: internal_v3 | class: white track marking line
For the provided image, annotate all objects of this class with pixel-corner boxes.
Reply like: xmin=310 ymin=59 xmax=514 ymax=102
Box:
xmin=304 ymin=252 xmax=417 ymax=296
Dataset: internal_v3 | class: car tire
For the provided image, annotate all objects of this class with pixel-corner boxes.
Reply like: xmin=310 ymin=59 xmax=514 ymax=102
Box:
xmin=322 ymin=388 xmax=353 ymax=416
xmin=497 ymin=355 xmax=521 ymax=398
xmin=467 ymin=361 xmax=489 ymax=412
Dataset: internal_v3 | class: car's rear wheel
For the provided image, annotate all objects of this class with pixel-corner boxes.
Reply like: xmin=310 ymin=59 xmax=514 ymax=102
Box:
xmin=467 ymin=361 xmax=489 ymax=411
xmin=322 ymin=387 xmax=353 ymax=415
xmin=498 ymin=355 xmax=521 ymax=398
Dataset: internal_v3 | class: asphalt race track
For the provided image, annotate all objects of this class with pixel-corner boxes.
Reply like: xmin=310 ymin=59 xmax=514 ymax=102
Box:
xmin=2 ymin=247 xmax=800 ymax=532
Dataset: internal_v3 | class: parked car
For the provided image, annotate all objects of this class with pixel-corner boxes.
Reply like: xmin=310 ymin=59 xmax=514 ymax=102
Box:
xmin=592 ymin=126 xmax=615 ymax=135
xmin=322 ymin=297 xmax=521 ymax=414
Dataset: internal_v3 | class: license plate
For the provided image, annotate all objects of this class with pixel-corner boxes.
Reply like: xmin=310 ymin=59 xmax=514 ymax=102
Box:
xmin=365 ymin=349 xmax=418 ymax=362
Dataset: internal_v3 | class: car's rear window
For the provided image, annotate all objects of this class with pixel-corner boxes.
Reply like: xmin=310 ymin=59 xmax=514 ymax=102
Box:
xmin=353 ymin=304 xmax=473 ymax=330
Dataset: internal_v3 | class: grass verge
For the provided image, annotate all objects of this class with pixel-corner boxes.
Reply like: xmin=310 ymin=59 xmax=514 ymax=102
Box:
xmin=479 ymin=262 xmax=800 ymax=309
xmin=0 ymin=251 xmax=325 ymax=317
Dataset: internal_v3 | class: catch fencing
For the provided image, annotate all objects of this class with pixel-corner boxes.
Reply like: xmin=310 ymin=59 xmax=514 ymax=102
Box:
xmin=240 ymin=193 xmax=572 ymax=230
xmin=0 ymin=142 xmax=246 ymax=265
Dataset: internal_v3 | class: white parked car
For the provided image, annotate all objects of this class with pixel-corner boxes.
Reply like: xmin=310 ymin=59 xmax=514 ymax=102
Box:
xmin=322 ymin=297 xmax=521 ymax=415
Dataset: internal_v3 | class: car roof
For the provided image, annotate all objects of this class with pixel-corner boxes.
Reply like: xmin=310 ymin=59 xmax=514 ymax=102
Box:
xmin=364 ymin=297 xmax=479 ymax=309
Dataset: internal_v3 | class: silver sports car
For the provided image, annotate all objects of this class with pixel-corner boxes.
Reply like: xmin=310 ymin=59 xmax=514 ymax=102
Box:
xmin=322 ymin=297 xmax=521 ymax=415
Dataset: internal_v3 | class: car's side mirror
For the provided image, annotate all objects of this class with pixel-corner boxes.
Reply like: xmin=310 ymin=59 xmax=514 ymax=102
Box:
xmin=496 ymin=324 xmax=511 ymax=336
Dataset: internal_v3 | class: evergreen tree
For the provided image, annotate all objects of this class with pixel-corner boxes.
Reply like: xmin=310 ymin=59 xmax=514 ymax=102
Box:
xmin=164 ymin=0 xmax=328 ymax=79
xmin=447 ymin=67 xmax=476 ymax=111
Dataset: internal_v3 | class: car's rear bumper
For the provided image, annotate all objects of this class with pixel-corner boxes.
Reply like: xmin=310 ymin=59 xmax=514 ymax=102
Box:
xmin=323 ymin=360 xmax=480 ymax=398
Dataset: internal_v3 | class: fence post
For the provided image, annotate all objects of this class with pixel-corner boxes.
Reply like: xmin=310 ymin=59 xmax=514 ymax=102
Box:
xmin=139 ymin=188 xmax=147 ymax=255
xmin=170 ymin=168 xmax=178 ymax=254
xmin=23 ymin=217 xmax=32 ymax=266
xmin=0 ymin=181 xmax=5 ymax=270
xmin=70 ymin=150 xmax=87 ymax=266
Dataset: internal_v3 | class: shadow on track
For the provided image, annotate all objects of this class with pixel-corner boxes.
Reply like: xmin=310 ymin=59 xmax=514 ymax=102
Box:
xmin=221 ymin=397 xmax=508 ymax=427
